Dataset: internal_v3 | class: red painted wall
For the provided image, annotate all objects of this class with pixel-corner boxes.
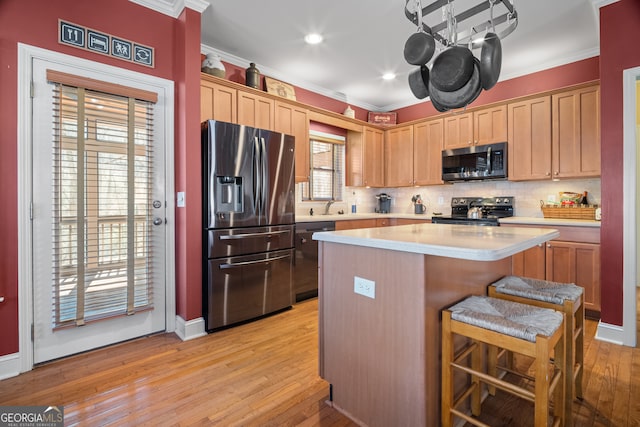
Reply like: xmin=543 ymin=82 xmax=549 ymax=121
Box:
xmin=598 ymin=0 xmax=640 ymax=326
xmin=0 ymin=0 xmax=185 ymax=357
xmin=174 ymin=8 xmax=204 ymax=324
xmin=395 ymin=57 xmax=600 ymax=123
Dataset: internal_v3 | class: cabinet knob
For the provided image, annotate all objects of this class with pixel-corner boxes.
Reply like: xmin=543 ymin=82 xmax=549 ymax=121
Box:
xmin=547 ymin=243 xmax=552 ymax=248
xmin=537 ymin=243 xmax=543 ymax=247
xmin=546 ymin=172 xmax=551 ymax=176
xmin=554 ymin=171 xmax=559 ymax=175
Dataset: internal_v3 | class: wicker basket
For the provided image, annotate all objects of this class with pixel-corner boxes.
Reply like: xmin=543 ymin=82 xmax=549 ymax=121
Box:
xmin=541 ymin=205 xmax=597 ymax=220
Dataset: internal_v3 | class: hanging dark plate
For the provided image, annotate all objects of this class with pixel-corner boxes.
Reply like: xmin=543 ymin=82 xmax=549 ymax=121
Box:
xmin=408 ymin=65 xmax=430 ymax=99
xmin=480 ymin=32 xmax=502 ymax=90
xmin=404 ymin=31 xmax=436 ymax=66
xmin=430 ymin=46 xmax=475 ymax=92
xmin=429 ymin=58 xmax=481 ymax=110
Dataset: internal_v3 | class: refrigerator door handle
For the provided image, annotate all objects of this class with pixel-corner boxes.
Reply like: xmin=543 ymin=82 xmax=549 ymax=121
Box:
xmin=218 ymin=253 xmax=291 ymax=269
xmin=218 ymin=230 xmax=290 ymax=240
xmin=253 ymin=136 xmax=262 ymax=216
xmin=260 ymin=137 xmax=268 ymax=220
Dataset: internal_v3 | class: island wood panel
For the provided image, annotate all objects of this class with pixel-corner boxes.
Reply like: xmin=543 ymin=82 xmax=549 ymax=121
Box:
xmin=318 ymin=241 xmax=511 ymax=427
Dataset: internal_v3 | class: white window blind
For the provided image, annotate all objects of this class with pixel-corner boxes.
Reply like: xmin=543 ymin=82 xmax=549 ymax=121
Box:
xmin=49 ymin=73 xmax=156 ymax=329
xmin=301 ymin=134 xmax=345 ymax=201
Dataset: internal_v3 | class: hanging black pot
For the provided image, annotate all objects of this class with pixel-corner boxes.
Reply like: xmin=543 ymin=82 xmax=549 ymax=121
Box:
xmin=408 ymin=65 xmax=430 ymax=100
xmin=479 ymin=32 xmax=502 ymax=90
xmin=404 ymin=31 xmax=436 ymax=66
xmin=430 ymin=46 xmax=475 ymax=92
xmin=428 ymin=58 xmax=482 ymax=110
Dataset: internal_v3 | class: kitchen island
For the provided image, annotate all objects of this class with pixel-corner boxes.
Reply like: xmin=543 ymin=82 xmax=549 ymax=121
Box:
xmin=313 ymin=223 xmax=560 ymax=427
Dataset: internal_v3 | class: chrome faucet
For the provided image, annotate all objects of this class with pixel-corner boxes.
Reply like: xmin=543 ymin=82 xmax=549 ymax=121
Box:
xmin=324 ymin=200 xmax=335 ymax=215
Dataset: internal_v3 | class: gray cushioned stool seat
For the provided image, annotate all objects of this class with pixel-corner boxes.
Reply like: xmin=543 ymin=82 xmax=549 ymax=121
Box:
xmin=449 ymin=295 xmax=563 ymax=343
xmin=492 ymin=275 xmax=583 ymax=305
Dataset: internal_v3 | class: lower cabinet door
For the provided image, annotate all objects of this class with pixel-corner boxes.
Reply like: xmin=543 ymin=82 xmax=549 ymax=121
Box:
xmin=546 ymin=240 xmax=600 ymax=312
xmin=511 ymin=243 xmax=546 ymax=279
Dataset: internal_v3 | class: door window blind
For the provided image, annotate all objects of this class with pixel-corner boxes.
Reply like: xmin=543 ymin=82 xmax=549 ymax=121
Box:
xmin=49 ymin=71 xmax=156 ymax=328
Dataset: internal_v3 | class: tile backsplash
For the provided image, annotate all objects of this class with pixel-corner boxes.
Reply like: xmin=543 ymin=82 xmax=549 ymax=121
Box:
xmin=296 ymin=178 xmax=601 ymax=218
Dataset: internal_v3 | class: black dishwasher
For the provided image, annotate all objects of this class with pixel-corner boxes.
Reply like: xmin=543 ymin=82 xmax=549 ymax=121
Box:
xmin=294 ymin=221 xmax=335 ymax=302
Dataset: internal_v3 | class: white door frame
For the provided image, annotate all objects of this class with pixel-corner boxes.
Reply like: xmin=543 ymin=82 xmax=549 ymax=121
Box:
xmin=17 ymin=43 xmax=176 ymax=372
xmin=597 ymin=66 xmax=639 ymax=347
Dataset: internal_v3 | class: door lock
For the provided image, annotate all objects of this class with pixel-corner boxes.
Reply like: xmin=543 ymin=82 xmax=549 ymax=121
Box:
xmin=153 ymin=217 xmax=164 ymax=226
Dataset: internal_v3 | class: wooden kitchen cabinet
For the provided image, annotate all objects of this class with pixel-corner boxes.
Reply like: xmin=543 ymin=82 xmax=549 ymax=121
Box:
xmin=508 ymin=96 xmax=552 ymax=181
xmin=474 ymin=104 xmax=508 ymax=146
xmin=237 ymin=91 xmax=275 ymax=130
xmin=546 ymin=240 xmax=601 ymax=313
xmin=512 ymin=243 xmax=546 ymax=279
xmin=385 ymin=125 xmax=414 ymax=187
xmin=413 ymin=118 xmax=444 ymax=185
xmin=334 ymin=219 xmax=378 ymax=230
xmin=443 ymin=105 xmax=506 ymax=149
xmin=274 ymin=101 xmax=309 ymax=183
xmin=505 ymin=223 xmax=601 ymax=315
xmin=200 ymin=79 xmax=237 ymax=123
xmin=551 ymin=85 xmax=600 ymax=179
xmin=443 ymin=111 xmax=473 ymax=149
xmin=347 ymin=127 xmax=384 ymax=187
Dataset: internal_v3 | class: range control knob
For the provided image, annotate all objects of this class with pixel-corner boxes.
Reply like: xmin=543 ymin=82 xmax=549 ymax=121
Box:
xmin=495 ymin=198 xmax=502 ymax=203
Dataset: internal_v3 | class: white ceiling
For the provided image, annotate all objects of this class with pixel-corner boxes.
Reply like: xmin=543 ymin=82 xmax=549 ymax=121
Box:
xmin=199 ymin=0 xmax=600 ymax=112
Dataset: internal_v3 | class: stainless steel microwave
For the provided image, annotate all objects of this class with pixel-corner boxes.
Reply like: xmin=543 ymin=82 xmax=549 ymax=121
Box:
xmin=442 ymin=142 xmax=507 ymax=182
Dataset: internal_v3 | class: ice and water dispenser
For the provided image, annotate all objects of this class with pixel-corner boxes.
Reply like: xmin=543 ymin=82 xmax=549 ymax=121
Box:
xmin=216 ymin=176 xmax=243 ymax=213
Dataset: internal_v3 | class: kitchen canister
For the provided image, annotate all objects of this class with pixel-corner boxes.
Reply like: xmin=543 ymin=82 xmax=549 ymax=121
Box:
xmin=201 ymin=53 xmax=226 ymax=78
xmin=245 ymin=62 xmax=260 ymax=89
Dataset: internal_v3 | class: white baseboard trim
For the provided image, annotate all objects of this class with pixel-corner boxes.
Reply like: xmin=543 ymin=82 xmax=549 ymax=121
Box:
xmin=595 ymin=320 xmax=625 ymax=345
xmin=174 ymin=315 xmax=207 ymax=341
xmin=0 ymin=353 xmax=21 ymax=381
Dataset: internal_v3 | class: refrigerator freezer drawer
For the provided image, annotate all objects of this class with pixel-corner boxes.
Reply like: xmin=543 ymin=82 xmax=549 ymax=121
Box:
xmin=204 ymin=248 xmax=293 ymax=331
xmin=206 ymin=225 xmax=294 ymax=259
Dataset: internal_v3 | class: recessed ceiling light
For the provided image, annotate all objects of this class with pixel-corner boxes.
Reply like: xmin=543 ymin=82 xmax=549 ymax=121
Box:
xmin=382 ymin=73 xmax=396 ymax=81
xmin=304 ymin=33 xmax=323 ymax=45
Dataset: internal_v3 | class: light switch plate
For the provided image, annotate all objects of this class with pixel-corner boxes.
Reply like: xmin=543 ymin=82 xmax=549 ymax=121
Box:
xmin=354 ymin=276 xmax=375 ymax=299
xmin=177 ymin=191 xmax=185 ymax=207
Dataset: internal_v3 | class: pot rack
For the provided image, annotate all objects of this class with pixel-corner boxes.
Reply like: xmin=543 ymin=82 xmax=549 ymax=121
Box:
xmin=405 ymin=0 xmax=518 ymax=49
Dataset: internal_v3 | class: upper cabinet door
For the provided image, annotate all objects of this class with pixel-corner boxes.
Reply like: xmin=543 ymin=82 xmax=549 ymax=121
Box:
xmin=363 ymin=127 xmax=385 ymax=187
xmin=443 ymin=112 xmax=473 ymax=149
xmin=237 ymin=91 xmax=275 ymax=130
xmin=474 ymin=105 xmax=507 ymax=145
xmin=508 ymin=96 xmax=552 ymax=181
xmin=413 ymin=118 xmax=444 ymax=186
xmin=274 ymin=101 xmax=309 ymax=183
xmin=385 ymin=125 xmax=414 ymax=187
xmin=551 ymin=85 xmax=600 ymax=179
xmin=201 ymin=80 xmax=237 ymax=123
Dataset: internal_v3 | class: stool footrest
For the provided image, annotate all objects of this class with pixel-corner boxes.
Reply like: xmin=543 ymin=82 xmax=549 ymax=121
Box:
xmin=452 ymin=361 xmax=535 ymax=402
xmin=450 ymin=408 xmax=492 ymax=427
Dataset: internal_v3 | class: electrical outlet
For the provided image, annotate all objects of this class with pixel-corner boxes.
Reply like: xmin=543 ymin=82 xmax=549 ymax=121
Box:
xmin=547 ymin=194 xmax=556 ymax=203
xmin=438 ymin=196 xmax=444 ymax=205
xmin=354 ymin=276 xmax=375 ymax=299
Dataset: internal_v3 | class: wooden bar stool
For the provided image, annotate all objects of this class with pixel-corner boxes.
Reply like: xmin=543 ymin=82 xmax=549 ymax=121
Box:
xmin=442 ymin=295 xmax=566 ymax=427
xmin=489 ymin=275 xmax=584 ymax=426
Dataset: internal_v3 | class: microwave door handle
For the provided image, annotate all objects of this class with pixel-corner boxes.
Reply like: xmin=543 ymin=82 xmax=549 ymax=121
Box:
xmin=486 ymin=146 xmax=492 ymax=175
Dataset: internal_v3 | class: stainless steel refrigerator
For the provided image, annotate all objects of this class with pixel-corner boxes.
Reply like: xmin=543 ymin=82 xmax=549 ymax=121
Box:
xmin=202 ymin=120 xmax=295 ymax=331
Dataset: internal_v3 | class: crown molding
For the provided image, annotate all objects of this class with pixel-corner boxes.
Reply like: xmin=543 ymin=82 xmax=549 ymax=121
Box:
xmin=129 ymin=0 xmax=209 ymax=18
xmin=590 ymin=0 xmax=620 ymax=9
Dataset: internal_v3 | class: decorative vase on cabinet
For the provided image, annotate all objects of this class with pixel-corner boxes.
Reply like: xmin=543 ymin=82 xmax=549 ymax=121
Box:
xmin=201 ymin=53 xmax=225 ymax=78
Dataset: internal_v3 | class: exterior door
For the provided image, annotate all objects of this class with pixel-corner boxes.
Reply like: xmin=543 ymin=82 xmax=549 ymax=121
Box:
xmin=31 ymin=57 xmax=168 ymax=363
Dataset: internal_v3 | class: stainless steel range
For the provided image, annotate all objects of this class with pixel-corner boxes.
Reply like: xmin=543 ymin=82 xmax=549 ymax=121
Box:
xmin=431 ymin=196 xmax=514 ymax=226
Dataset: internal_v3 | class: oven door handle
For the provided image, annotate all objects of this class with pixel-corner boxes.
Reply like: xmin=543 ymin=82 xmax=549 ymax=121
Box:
xmin=219 ymin=254 xmax=291 ymax=269
xmin=218 ymin=230 xmax=290 ymax=240
xmin=486 ymin=146 xmax=492 ymax=175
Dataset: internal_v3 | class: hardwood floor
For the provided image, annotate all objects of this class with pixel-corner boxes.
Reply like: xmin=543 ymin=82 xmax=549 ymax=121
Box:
xmin=0 ymin=298 xmax=638 ymax=426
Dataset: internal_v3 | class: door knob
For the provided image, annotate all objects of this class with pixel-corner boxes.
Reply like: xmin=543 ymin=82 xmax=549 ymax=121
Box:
xmin=153 ymin=200 xmax=162 ymax=209
xmin=153 ymin=217 xmax=164 ymax=226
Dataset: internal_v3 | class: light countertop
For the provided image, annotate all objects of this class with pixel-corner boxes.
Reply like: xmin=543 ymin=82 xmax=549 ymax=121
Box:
xmin=312 ymin=223 xmax=559 ymax=261
xmin=499 ymin=217 xmax=601 ymax=227
xmin=295 ymin=212 xmax=428 ymax=222
xmin=296 ymin=213 xmax=600 ymax=228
